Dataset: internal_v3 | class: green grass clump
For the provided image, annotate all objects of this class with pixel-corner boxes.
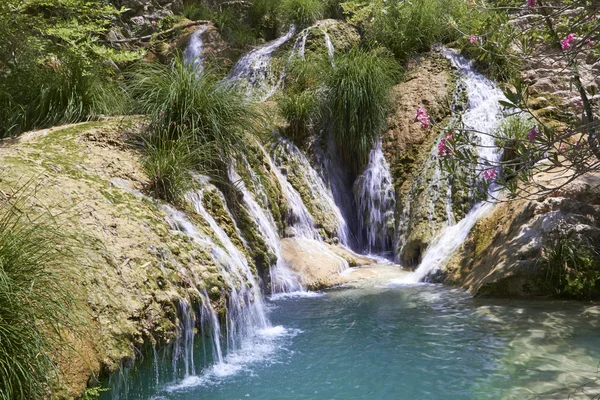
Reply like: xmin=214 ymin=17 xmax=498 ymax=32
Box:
xmin=278 ymin=0 xmax=325 ymax=27
xmin=343 ymin=0 xmax=469 ymax=62
xmin=323 ymin=48 xmax=398 ymax=170
xmin=129 ymin=58 xmax=256 ymax=202
xmin=277 ymin=55 xmax=326 ymax=146
xmin=0 ymin=59 xmax=129 ymax=138
xmin=0 ymin=186 xmax=80 ymax=399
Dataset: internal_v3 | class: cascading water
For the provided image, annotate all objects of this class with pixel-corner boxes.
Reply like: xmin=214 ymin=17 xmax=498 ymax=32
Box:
xmin=228 ymin=163 xmax=306 ymax=294
xmin=353 ymin=140 xmax=396 ymax=256
xmin=272 ymin=136 xmax=350 ymax=245
xmin=227 ymin=26 xmax=296 ymax=101
xmin=183 ymin=26 xmax=208 ymax=74
xmin=291 ymin=23 xmax=335 ymax=65
xmin=395 ymin=48 xmax=505 ymax=284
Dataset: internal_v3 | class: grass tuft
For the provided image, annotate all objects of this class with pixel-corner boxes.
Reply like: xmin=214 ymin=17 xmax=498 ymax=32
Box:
xmin=0 ymin=183 xmax=80 ymax=400
xmin=128 ymin=57 xmax=257 ymax=202
xmin=323 ymin=48 xmax=399 ymax=170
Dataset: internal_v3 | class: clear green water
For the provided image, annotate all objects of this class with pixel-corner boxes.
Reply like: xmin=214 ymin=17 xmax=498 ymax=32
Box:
xmin=103 ymin=283 xmax=600 ymax=400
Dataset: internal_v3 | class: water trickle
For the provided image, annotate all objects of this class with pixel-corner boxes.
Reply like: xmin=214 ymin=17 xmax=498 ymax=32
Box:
xmin=183 ymin=26 xmax=208 ymax=74
xmin=290 ymin=24 xmax=335 ymax=65
xmin=396 ymin=48 xmax=505 ymax=283
xmin=228 ymin=162 xmax=305 ymax=294
xmin=172 ymin=301 xmax=195 ymax=378
xmin=272 ymin=136 xmax=350 ymax=245
xmin=353 ymin=140 xmax=396 ymax=256
xmin=227 ymin=26 xmax=296 ymax=101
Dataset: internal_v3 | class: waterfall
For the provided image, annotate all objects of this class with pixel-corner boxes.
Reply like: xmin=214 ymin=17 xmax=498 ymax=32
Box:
xmin=290 ymin=23 xmax=335 ymax=65
xmin=353 ymin=140 xmax=396 ymax=256
xmin=322 ymin=29 xmax=335 ymax=64
xmin=183 ymin=26 xmax=208 ymax=74
xmin=272 ymin=136 xmax=350 ymax=245
xmin=227 ymin=26 xmax=296 ymax=101
xmin=228 ymin=164 xmax=305 ymax=294
xmin=395 ymin=48 xmax=505 ymax=284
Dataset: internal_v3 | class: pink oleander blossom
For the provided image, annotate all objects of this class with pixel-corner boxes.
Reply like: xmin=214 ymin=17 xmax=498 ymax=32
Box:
xmin=437 ymin=132 xmax=455 ymax=156
xmin=558 ymin=142 xmax=569 ymax=154
xmin=415 ymin=107 xmax=431 ymax=129
xmin=561 ymin=33 xmax=576 ymax=50
xmin=528 ymin=127 xmax=537 ymax=142
xmin=469 ymin=34 xmax=479 ymax=44
xmin=482 ymin=169 xmax=498 ymax=180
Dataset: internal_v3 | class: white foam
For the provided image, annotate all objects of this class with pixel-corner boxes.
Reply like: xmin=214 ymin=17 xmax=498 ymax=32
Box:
xmin=166 ymin=326 xmax=301 ymax=393
xmin=269 ymin=291 xmax=325 ymax=301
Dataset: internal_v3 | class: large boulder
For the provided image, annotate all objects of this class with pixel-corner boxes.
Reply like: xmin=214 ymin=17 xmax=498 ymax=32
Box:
xmin=280 ymin=238 xmax=376 ymax=289
xmin=444 ymin=171 xmax=600 ymax=297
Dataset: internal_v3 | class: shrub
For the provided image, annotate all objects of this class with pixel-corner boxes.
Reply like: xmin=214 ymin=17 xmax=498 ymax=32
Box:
xmin=278 ymin=0 xmax=325 ymax=27
xmin=542 ymin=233 xmax=600 ymax=300
xmin=323 ymin=48 xmax=399 ymax=170
xmin=279 ymin=90 xmax=321 ymax=144
xmin=342 ymin=0 xmax=470 ymax=62
xmin=0 ymin=58 xmax=129 ymax=138
xmin=0 ymin=184 xmax=80 ymax=399
xmin=141 ymin=132 xmax=199 ymax=203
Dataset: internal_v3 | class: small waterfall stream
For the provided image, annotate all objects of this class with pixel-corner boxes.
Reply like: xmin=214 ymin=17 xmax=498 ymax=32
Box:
xmin=395 ymin=48 xmax=505 ymax=284
xmin=227 ymin=26 xmax=296 ymax=101
xmin=354 ymin=140 xmax=396 ymax=256
xmin=183 ymin=26 xmax=208 ymax=74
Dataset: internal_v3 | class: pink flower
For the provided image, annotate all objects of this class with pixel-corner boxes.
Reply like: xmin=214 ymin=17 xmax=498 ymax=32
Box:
xmin=558 ymin=142 xmax=568 ymax=154
xmin=415 ymin=107 xmax=431 ymax=129
xmin=561 ymin=33 xmax=576 ymax=50
xmin=528 ymin=127 xmax=537 ymax=142
xmin=587 ymin=39 xmax=595 ymax=47
xmin=469 ymin=34 xmax=479 ymax=44
xmin=152 ymin=20 xmax=157 ymax=25
xmin=437 ymin=132 xmax=455 ymax=156
xmin=482 ymin=169 xmax=498 ymax=180
xmin=527 ymin=0 xmax=535 ymax=7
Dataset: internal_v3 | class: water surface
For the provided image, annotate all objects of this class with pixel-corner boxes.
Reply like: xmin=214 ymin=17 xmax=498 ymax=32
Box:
xmin=104 ymin=279 xmax=600 ymax=400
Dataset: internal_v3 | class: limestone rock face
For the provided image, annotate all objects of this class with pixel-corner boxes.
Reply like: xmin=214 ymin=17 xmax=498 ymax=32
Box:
xmin=445 ymin=171 xmax=600 ymax=297
xmin=383 ymin=53 xmax=456 ymax=265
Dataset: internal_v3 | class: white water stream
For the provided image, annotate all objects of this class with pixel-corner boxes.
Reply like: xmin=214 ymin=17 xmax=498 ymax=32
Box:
xmin=395 ymin=48 xmax=505 ymax=284
xmin=183 ymin=26 xmax=208 ymax=74
xmin=227 ymin=26 xmax=296 ymax=101
xmin=354 ymin=140 xmax=396 ymax=256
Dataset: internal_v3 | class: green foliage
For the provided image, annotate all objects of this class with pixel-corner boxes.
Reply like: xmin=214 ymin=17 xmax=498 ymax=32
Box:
xmin=542 ymin=233 xmax=600 ymax=300
xmin=278 ymin=0 xmax=325 ymax=27
xmin=142 ymin=132 xmax=199 ymax=203
xmin=279 ymin=90 xmax=321 ymax=144
xmin=459 ymin=9 xmax=522 ymax=81
xmin=184 ymin=0 xmax=280 ymax=46
xmin=0 ymin=0 xmax=134 ymax=137
xmin=80 ymin=385 xmax=109 ymax=400
xmin=323 ymin=48 xmax=399 ymax=169
xmin=277 ymin=55 xmax=326 ymax=145
xmin=0 ymin=184 xmax=80 ymax=400
xmin=342 ymin=0 xmax=469 ymax=62
xmin=129 ymin=58 xmax=256 ymax=201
